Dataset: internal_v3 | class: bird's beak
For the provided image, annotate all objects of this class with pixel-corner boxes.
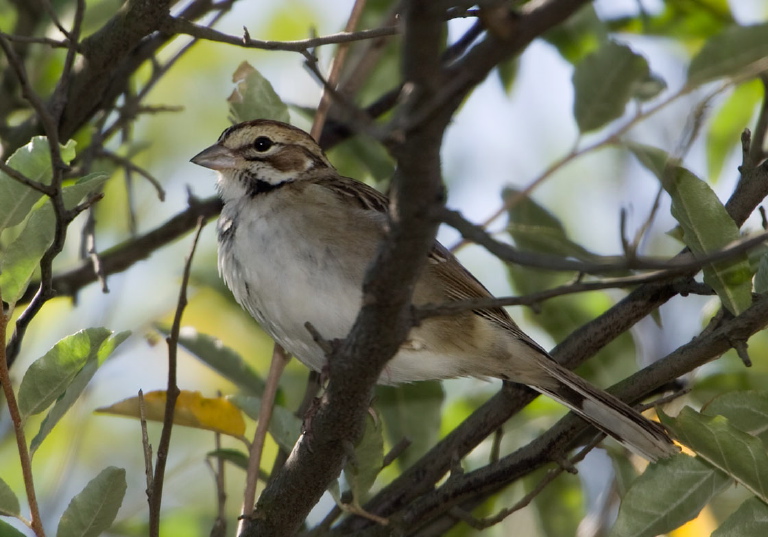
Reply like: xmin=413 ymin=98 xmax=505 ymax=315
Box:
xmin=190 ymin=144 xmax=238 ymax=170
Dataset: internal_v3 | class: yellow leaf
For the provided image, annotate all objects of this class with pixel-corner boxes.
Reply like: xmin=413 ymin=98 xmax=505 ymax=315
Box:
xmin=96 ymin=390 xmax=246 ymax=439
xmin=669 ymin=505 xmax=718 ymax=537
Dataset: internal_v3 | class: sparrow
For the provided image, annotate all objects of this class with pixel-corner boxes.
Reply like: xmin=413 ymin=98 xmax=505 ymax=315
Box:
xmin=191 ymin=119 xmax=677 ymax=462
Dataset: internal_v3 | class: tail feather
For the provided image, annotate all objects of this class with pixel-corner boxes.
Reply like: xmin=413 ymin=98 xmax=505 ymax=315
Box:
xmin=532 ymin=359 xmax=678 ymax=462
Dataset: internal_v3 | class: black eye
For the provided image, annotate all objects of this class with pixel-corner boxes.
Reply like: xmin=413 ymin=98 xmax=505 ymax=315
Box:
xmin=253 ymin=136 xmax=273 ymax=152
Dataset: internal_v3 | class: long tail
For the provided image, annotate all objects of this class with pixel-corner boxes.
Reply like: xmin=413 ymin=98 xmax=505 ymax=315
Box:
xmin=531 ymin=358 xmax=678 ymax=462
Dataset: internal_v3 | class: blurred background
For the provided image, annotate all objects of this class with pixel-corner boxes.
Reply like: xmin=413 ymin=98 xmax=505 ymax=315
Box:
xmin=2 ymin=0 xmax=768 ymax=535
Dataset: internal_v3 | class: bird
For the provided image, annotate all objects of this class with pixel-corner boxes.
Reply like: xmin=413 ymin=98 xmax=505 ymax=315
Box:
xmin=190 ymin=119 xmax=678 ymax=462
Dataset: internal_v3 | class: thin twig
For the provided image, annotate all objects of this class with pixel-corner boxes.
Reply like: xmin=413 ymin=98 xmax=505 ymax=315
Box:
xmin=138 ymin=390 xmax=154 ymax=494
xmin=631 ymin=185 xmax=665 ymax=254
xmin=148 ymin=217 xmax=206 ymax=537
xmin=442 ymin=208 xmax=768 ymax=275
xmin=164 ymin=16 xmax=398 ymax=52
xmin=416 ymin=275 xmax=691 ymax=320
xmin=268 ymin=370 xmax=323 ymax=480
xmin=449 ymin=435 xmax=603 ymax=530
xmin=0 ymin=31 xmax=62 ymax=158
xmin=0 ymin=160 xmax=53 ymax=195
xmin=209 ymin=428 xmax=228 ymax=537
xmin=238 ymin=344 xmax=291 ymax=533
xmin=41 ymin=0 xmax=71 ymax=40
xmin=0 ymin=288 xmax=46 ymax=537
xmin=99 ymin=150 xmax=166 ymax=201
xmin=1 ymin=10 xmax=86 ymax=362
xmin=0 ymin=34 xmax=74 ymax=48
xmin=49 ymin=0 xmax=85 ymax=122
xmin=310 ymin=0 xmax=368 ymax=140
xmin=302 ymin=50 xmax=381 ymax=144
xmin=82 ymin=209 xmax=109 ymax=292
xmin=382 ymin=437 xmax=412 ymax=468
xmin=16 ymin=196 xmax=223 ymax=309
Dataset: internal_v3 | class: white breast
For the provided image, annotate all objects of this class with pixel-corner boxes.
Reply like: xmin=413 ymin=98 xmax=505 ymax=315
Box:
xmin=218 ymin=193 xmax=367 ymax=373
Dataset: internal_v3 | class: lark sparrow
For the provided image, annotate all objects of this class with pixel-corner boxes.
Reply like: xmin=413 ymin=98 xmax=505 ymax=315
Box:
xmin=191 ymin=119 xmax=677 ymax=462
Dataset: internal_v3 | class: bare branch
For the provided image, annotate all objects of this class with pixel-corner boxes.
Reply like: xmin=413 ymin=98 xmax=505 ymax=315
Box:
xmin=163 ymin=16 xmax=398 ymax=52
xmin=0 ymin=160 xmax=53 ymax=195
xmin=149 ymin=217 xmax=206 ymax=537
xmin=310 ymin=0 xmax=367 ymax=140
xmin=242 ymin=2 xmax=448 ymax=535
xmin=98 ymin=150 xmax=166 ymax=201
xmin=0 ymin=34 xmax=74 ymax=48
xmin=442 ymin=208 xmax=768 ymax=275
xmin=16 ymin=196 xmax=223 ymax=307
xmin=238 ymin=344 xmax=290 ymax=534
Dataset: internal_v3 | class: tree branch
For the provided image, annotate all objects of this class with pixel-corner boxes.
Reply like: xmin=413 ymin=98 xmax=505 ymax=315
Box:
xmin=442 ymin=209 xmax=768 ymax=275
xmin=241 ymin=2 xmax=449 ymax=535
xmin=385 ymin=292 xmax=768 ymax=534
xmin=163 ymin=16 xmax=398 ymax=53
xmin=15 ymin=197 xmax=223 ymax=307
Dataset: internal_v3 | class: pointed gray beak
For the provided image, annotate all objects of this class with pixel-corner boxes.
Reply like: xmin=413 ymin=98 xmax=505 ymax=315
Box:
xmin=190 ymin=144 xmax=238 ymax=171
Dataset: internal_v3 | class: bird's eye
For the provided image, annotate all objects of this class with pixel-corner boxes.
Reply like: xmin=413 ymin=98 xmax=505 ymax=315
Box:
xmin=253 ymin=136 xmax=273 ymax=152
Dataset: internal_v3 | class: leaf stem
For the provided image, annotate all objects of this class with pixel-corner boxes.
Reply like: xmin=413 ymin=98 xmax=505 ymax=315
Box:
xmin=147 ymin=217 xmax=205 ymax=537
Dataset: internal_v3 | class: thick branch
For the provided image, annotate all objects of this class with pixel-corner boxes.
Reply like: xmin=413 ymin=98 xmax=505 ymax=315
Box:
xmin=3 ymin=0 xmax=221 ymax=153
xmin=241 ymin=2 xmax=448 ymax=536
xmin=15 ymin=197 xmax=222 ymax=306
xmin=388 ymin=293 xmax=768 ymax=533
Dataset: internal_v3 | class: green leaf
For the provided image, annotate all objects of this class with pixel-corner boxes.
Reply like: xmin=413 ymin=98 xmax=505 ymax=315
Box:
xmin=0 ymin=137 xmax=76 ymax=232
xmin=0 ymin=478 xmax=20 ymax=517
xmin=228 ymin=61 xmax=290 ymax=124
xmin=18 ymin=328 xmax=115 ymax=418
xmin=712 ymin=497 xmax=768 ymax=537
xmin=707 ymin=80 xmax=761 ymax=181
xmin=343 ymin=413 xmax=383 ymax=503
xmin=496 ymin=57 xmax=519 ymax=94
xmin=609 ymin=0 xmax=733 ymax=42
xmin=544 ymin=5 xmax=605 ymax=64
xmin=609 ymin=454 xmax=730 ymax=537
xmin=343 ymin=136 xmax=395 ymax=183
xmin=688 ymin=22 xmax=768 ymax=86
xmin=30 ymin=331 xmax=130 ymax=454
xmin=572 ymin=41 xmax=650 ymax=132
xmin=702 ymin=391 xmax=768 ymax=445
xmin=0 ymin=173 xmax=107 ymax=304
xmin=503 ymin=188 xmax=603 ymax=263
xmin=170 ymin=327 xmax=265 ymax=396
xmin=755 ymin=254 xmax=768 ymax=294
xmin=627 ymin=143 xmax=673 ymax=179
xmin=659 ymin=407 xmax=768 ymax=502
xmin=632 ymin=73 xmax=667 ymax=102
xmin=327 ymin=479 xmax=342 ymax=504
xmin=376 ymin=382 xmax=443 ymax=470
xmin=229 ymin=395 xmax=301 ymax=452
xmin=56 ymin=467 xmax=126 ymax=537
xmin=629 ymin=144 xmax=752 ymax=315
xmin=0 ymin=520 xmax=26 ymax=537
xmin=666 ymin=168 xmax=752 ymax=315
xmin=502 ymin=191 xmax=639 ymax=364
